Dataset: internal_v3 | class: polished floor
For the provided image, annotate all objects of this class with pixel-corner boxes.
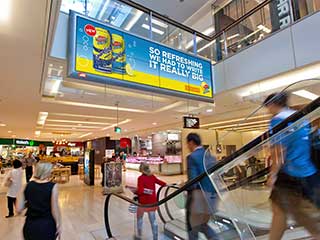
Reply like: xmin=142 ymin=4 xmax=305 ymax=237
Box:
xmin=0 ymin=169 xmax=185 ymax=240
xmin=0 ymin=169 xmax=313 ymax=240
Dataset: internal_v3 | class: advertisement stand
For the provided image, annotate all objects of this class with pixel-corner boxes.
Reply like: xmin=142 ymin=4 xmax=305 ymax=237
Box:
xmin=103 ymin=161 xmax=123 ymax=194
xmin=84 ymin=150 xmax=95 ymax=186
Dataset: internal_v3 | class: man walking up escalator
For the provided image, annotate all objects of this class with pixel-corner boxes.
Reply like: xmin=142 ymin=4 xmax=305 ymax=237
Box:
xmin=264 ymin=92 xmax=320 ymax=240
xmin=186 ymin=133 xmax=220 ymax=240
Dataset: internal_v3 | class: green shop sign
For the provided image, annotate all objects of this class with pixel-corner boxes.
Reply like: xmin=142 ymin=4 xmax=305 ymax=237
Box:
xmin=14 ymin=139 xmax=34 ymax=146
xmin=0 ymin=138 xmax=53 ymax=147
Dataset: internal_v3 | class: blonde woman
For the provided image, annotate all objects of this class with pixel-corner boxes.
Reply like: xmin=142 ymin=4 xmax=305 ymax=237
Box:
xmin=17 ymin=163 xmax=61 ymax=240
xmin=136 ymin=163 xmax=166 ymax=240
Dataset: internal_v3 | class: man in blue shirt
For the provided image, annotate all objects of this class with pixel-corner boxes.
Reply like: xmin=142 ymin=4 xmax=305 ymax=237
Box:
xmin=186 ymin=133 xmax=219 ymax=240
xmin=264 ymin=92 xmax=320 ymax=240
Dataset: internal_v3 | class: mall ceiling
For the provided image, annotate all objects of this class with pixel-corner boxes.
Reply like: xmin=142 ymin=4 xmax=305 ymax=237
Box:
xmin=0 ymin=0 xmax=318 ymax=143
xmin=132 ymin=0 xmax=211 ymax=23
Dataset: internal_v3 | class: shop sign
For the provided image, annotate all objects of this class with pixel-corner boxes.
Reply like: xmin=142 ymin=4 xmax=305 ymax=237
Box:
xmin=183 ymin=117 xmax=200 ymax=129
xmin=67 ymin=142 xmax=76 ymax=147
xmin=15 ymin=139 xmax=34 ymax=146
xmin=270 ymin=0 xmax=292 ymax=30
xmin=68 ymin=11 xmax=214 ymax=102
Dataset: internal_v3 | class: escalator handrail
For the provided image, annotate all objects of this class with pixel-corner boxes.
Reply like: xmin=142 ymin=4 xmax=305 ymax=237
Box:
xmin=157 ymin=167 xmax=270 ymax=225
xmin=156 ymin=184 xmax=179 ymax=224
xmin=104 ymin=97 xmax=320 ymax=238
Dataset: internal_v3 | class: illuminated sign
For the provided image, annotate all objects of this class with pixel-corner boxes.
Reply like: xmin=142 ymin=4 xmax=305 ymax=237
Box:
xmin=183 ymin=117 xmax=200 ymax=129
xmin=68 ymin=11 xmax=214 ymax=102
xmin=114 ymin=126 xmax=122 ymax=133
xmin=15 ymin=139 xmax=34 ymax=146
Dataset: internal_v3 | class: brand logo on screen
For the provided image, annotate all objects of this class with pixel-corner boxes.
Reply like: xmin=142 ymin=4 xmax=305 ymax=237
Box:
xmin=84 ymin=24 xmax=96 ymax=37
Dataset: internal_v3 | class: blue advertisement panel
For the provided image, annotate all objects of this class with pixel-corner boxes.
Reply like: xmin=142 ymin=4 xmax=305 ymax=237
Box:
xmin=68 ymin=11 xmax=214 ymax=102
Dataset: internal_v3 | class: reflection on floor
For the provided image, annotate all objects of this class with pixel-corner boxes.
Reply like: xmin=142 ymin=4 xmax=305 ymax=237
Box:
xmin=0 ymin=169 xmax=314 ymax=239
xmin=0 ymin=169 xmax=185 ymax=240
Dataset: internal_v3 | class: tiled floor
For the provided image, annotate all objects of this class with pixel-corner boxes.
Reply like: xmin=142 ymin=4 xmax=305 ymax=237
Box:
xmin=0 ymin=169 xmax=185 ymax=240
xmin=0 ymin=169 xmax=314 ymax=239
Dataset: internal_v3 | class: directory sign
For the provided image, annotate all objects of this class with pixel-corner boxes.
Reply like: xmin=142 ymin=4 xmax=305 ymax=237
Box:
xmin=68 ymin=11 xmax=214 ymax=102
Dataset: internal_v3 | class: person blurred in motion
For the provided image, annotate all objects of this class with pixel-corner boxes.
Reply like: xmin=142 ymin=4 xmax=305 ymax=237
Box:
xmin=264 ymin=92 xmax=320 ymax=240
xmin=17 ymin=162 xmax=61 ymax=240
xmin=120 ymin=151 xmax=127 ymax=171
xmin=186 ymin=133 xmax=219 ymax=240
xmin=23 ymin=152 xmax=35 ymax=183
xmin=136 ymin=163 xmax=166 ymax=240
xmin=3 ymin=159 xmax=23 ymax=218
xmin=101 ymin=157 xmax=107 ymax=187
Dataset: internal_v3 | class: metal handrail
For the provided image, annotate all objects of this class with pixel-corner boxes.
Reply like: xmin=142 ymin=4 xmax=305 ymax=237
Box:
xmin=118 ymin=0 xmax=273 ymax=41
xmin=104 ymin=96 xmax=320 ymax=239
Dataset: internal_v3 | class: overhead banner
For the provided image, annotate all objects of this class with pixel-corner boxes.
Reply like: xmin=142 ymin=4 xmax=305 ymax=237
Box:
xmin=68 ymin=11 xmax=214 ymax=102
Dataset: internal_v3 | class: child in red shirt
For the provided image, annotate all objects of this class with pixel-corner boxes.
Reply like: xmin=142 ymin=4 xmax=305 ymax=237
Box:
xmin=136 ymin=163 xmax=166 ymax=240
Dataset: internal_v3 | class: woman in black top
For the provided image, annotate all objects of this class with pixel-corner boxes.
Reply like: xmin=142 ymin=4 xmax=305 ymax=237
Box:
xmin=17 ymin=162 xmax=61 ymax=240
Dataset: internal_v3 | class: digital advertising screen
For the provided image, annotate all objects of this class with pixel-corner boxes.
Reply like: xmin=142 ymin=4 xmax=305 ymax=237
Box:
xmin=84 ymin=150 xmax=90 ymax=184
xmin=68 ymin=11 xmax=214 ymax=102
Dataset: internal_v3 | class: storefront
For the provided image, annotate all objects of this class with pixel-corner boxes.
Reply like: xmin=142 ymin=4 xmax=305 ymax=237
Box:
xmin=126 ymin=132 xmax=182 ymax=175
xmin=0 ymin=138 xmax=53 ymax=161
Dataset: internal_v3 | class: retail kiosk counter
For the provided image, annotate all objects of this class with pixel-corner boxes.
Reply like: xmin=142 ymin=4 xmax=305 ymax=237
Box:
xmin=125 ymin=156 xmax=182 ymax=175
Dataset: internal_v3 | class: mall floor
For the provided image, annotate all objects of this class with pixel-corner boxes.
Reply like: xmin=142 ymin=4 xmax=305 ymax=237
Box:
xmin=0 ymin=170 xmax=186 ymax=240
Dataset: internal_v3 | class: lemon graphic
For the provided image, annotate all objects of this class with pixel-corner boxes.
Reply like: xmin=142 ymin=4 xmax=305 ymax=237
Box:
xmin=125 ymin=63 xmax=134 ymax=76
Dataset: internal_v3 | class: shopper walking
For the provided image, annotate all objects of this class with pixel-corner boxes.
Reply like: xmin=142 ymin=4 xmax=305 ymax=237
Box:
xmin=186 ymin=133 xmax=219 ymax=240
xmin=136 ymin=163 xmax=166 ymax=240
xmin=3 ymin=159 xmax=23 ymax=218
xmin=264 ymin=92 xmax=320 ymax=240
xmin=17 ymin=162 xmax=61 ymax=240
xmin=23 ymin=153 xmax=35 ymax=183
xmin=120 ymin=151 xmax=127 ymax=171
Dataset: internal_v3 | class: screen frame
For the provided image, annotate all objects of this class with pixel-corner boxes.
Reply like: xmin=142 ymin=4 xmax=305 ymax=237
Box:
xmin=68 ymin=11 xmax=214 ymax=103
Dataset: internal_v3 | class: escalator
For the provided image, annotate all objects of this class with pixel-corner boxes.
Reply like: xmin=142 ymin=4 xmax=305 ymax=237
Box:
xmin=104 ymin=95 xmax=320 ymax=239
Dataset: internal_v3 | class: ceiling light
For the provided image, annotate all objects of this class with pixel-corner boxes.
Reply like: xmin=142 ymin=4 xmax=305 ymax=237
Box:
xmin=0 ymin=0 xmax=10 ymax=22
xmin=197 ymin=39 xmax=216 ymax=53
xmin=141 ymin=24 xmax=164 ymax=35
xmin=145 ymin=17 xmax=168 ymax=28
xmin=37 ymin=112 xmax=48 ymax=125
xmin=46 ymin=119 xmax=112 ymax=125
xmin=45 ymin=124 xmax=100 ymax=129
xmin=35 ymin=131 xmax=41 ymax=136
xmin=50 ymin=113 xmax=117 ymax=120
xmin=219 ymin=33 xmax=240 ymax=43
xmin=212 ymin=120 xmax=270 ymax=130
xmin=80 ymin=132 xmax=92 ymax=138
xmin=124 ymin=10 xmax=143 ymax=31
xmin=206 ymin=109 xmax=213 ymax=113
xmin=201 ymin=114 xmax=271 ymax=127
xmin=152 ymin=122 xmax=157 ymax=125
xmin=152 ymin=101 xmax=185 ymax=113
xmin=292 ymin=90 xmax=319 ymax=100
xmin=0 ymin=123 xmax=6 ymax=127
xmin=8 ymin=130 xmax=12 ymax=133
xmin=42 ymin=97 xmax=147 ymax=113
xmin=257 ymin=24 xmax=271 ymax=33
xmin=102 ymin=119 xmax=131 ymax=130
xmin=62 ymin=81 xmax=170 ymax=103
xmin=97 ymin=0 xmax=110 ymax=19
